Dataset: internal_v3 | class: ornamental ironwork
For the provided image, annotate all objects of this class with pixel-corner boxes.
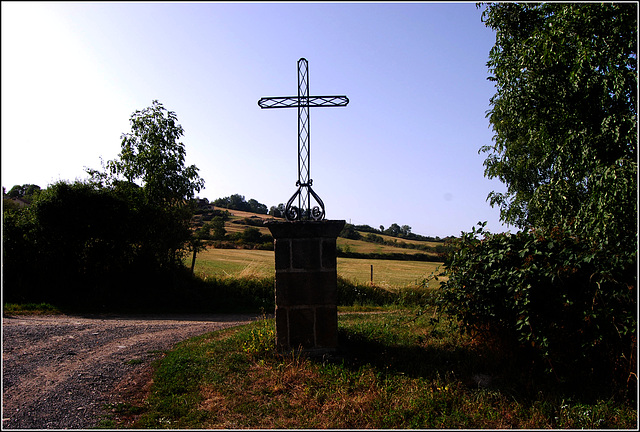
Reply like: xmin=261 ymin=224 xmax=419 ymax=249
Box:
xmin=258 ymin=58 xmax=349 ymax=221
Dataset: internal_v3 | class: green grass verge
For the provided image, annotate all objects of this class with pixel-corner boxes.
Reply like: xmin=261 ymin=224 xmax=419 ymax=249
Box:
xmin=119 ymin=310 xmax=636 ymax=429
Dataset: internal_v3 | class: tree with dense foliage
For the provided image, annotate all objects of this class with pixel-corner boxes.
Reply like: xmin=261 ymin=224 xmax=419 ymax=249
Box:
xmin=383 ymin=223 xmax=412 ymax=238
xmin=213 ymin=194 xmax=269 ymax=214
xmin=3 ymin=181 xmax=143 ymax=306
xmin=269 ymin=204 xmax=285 ymax=218
xmin=247 ymin=198 xmax=268 ymax=215
xmin=210 ymin=216 xmax=227 ymax=240
xmin=480 ymin=2 xmax=637 ymax=248
xmin=438 ymin=3 xmax=637 ymax=400
xmin=5 ymin=184 xmax=42 ymax=200
xmin=98 ymin=100 xmax=204 ymax=204
xmin=88 ymin=100 xmax=205 ymax=267
xmin=339 ymin=224 xmax=362 ymax=240
xmin=3 ymin=101 xmax=206 ymax=309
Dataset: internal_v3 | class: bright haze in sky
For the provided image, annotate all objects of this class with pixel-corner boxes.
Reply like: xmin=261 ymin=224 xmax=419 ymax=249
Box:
xmin=2 ymin=1 xmax=510 ymax=238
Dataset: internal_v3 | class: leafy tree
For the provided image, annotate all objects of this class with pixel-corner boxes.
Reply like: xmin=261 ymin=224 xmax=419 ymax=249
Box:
xmin=480 ymin=2 xmax=637 ymax=249
xmin=437 ymin=4 xmax=637 ymax=398
xmin=88 ymin=100 xmax=205 ymax=267
xmin=213 ymin=194 xmax=269 ymax=214
xmin=384 ymin=223 xmax=409 ymax=237
xmin=210 ymin=216 xmax=227 ymax=240
xmin=235 ymin=227 xmax=272 ymax=246
xmin=189 ymin=220 xmax=215 ymax=275
xmin=6 ymin=184 xmax=41 ymax=200
xmin=339 ymin=223 xmax=362 ymax=240
xmin=100 ymin=100 xmax=204 ymax=204
xmin=213 ymin=194 xmax=243 ymax=210
xmin=228 ymin=194 xmax=248 ymax=211
xmin=269 ymin=203 xmax=285 ymax=218
xmin=248 ymin=198 xmax=268 ymax=214
xmin=240 ymin=227 xmax=263 ymax=244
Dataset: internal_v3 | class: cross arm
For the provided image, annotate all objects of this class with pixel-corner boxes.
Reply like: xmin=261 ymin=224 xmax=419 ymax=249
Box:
xmin=258 ymin=95 xmax=349 ymax=109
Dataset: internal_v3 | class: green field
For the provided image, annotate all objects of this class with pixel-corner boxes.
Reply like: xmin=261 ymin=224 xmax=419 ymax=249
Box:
xmin=191 ymin=248 xmax=445 ymax=288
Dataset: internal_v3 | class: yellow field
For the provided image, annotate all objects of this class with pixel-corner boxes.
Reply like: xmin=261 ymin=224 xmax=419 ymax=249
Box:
xmin=190 ymin=248 xmax=445 ymax=288
xmin=192 ymin=248 xmax=275 ymax=278
xmin=337 ymin=259 xmax=444 ymax=288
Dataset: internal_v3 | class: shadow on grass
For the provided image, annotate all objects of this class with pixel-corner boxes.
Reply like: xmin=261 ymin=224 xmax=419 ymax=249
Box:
xmin=309 ymin=327 xmax=635 ymax=407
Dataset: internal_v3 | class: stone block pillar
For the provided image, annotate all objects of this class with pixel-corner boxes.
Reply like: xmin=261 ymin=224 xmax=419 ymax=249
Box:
xmin=265 ymin=220 xmax=345 ymax=353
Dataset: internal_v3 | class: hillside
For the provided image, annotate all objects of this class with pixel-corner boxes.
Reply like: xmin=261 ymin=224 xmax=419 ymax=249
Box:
xmin=192 ymin=206 xmax=446 ymax=260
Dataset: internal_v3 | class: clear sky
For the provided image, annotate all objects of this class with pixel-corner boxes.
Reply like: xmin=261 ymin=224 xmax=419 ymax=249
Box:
xmin=2 ymin=1 xmax=510 ymax=238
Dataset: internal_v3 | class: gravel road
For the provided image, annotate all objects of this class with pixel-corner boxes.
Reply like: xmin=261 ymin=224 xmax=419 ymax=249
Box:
xmin=2 ymin=313 xmax=258 ymax=429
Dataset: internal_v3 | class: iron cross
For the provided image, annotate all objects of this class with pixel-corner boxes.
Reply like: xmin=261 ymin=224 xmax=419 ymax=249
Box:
xmin=258 ymin=58 xmax=349 ymax=221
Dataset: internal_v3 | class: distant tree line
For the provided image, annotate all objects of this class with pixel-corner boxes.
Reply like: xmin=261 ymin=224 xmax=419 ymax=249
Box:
xmin=340 ymin=223 xmax=452 ymax=255
xmin=343 ymin=223 xmax=449 ymax=242
xmin=212 ymin=194 xmax=268 ymax=214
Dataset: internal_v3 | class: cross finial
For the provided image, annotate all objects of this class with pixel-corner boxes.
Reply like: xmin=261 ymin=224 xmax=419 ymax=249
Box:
xmin=259 ymin=58 xmax=349 ymax=221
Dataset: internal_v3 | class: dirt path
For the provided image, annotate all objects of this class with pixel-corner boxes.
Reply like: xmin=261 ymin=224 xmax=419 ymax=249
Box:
xmin=2 ymin=313 xmax=258 ymax=429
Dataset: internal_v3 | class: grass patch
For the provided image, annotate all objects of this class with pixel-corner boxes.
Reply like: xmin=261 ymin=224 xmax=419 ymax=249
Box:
xmin=3 ymin=302 xmax=63 ymax=315
xmin=125 ymin=311 xmax=636 ymax=429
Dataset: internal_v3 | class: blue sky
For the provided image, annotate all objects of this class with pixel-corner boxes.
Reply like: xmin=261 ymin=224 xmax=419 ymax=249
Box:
xmin=2 ymin=1 xmax=509 ymax=238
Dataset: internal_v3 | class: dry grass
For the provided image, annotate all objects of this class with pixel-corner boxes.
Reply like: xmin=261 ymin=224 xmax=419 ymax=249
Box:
xmin=191 ymin=247 xmax=444 ymax=288
xmin=132 ymin=312 xmax=637 ymax=429
xmin=337 ymin=258 xmax=445 ymax=288
xmin=214 ymin=207 xmax=277 ymax=221
xmin=192 ymin=248 xmax=275 ymax=279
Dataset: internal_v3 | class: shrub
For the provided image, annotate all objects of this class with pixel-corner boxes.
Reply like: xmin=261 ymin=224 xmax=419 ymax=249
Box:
xmin=339 ymin=224 xmax=362 ymax=240
xmin=437 ymin=223 xmax=636 ymax=400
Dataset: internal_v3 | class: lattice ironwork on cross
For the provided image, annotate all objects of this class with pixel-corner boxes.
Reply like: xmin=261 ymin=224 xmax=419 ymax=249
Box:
xmin=258 ymin=58 xmax=349 ymax=221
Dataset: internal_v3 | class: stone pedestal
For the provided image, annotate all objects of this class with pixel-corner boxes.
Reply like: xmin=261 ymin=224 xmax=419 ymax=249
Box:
xmin=266 ymin=220 xmax=345 ymax=353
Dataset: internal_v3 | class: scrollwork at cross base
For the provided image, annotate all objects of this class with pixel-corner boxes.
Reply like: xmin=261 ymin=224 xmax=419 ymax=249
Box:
xmin=258 ymin=58 xmax=348 ymax=221
xmin=285 ymin=179 xmax=326 ymax=221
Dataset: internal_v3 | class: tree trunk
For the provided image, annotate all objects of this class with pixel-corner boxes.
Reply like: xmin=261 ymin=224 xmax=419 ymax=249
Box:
xmin=190 ymin=249 xmax=197 ymax=275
